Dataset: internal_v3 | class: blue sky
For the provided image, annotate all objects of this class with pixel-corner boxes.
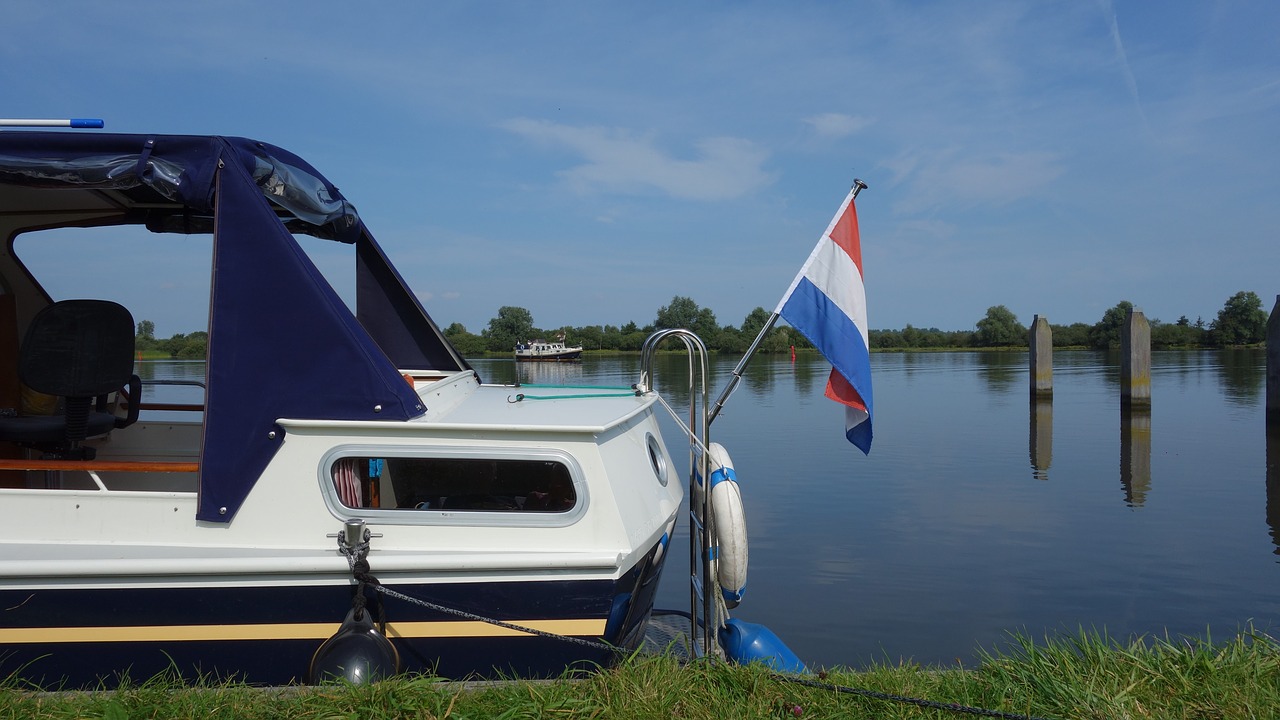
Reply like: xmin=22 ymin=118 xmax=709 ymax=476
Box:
xmin=5 ymin=1 xmax=1278 ymax=337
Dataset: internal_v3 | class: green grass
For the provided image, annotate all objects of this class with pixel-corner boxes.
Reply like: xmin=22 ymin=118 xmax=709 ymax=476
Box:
xmin=3 ymin=628 xmax=1277 ymax=719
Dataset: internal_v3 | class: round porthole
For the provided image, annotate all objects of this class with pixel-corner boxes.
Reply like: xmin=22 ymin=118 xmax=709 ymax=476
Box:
xmin=646 ymin=432 xmax=668 ymax=486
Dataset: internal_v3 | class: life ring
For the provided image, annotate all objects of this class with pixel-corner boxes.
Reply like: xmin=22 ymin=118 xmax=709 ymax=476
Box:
xmin=704 ymin=442 xmax=748 ymax=608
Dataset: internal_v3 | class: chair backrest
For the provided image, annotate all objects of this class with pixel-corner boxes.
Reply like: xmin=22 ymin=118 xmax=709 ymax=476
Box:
xmin=19 ymin=300 xmax=136 ymax=399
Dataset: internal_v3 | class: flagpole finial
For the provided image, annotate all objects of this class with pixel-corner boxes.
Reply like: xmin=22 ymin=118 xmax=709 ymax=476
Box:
xmin=851 ymin=178 xmax=868 ymax=198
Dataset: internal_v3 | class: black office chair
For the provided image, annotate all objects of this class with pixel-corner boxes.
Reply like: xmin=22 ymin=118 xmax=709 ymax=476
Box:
xmin=0 ymin=299 xmax=141 ymax=460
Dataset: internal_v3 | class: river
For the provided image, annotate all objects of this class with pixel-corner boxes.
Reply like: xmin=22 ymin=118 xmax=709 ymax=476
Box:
xmin=143 ymin=349 xmax=1280 ymax=670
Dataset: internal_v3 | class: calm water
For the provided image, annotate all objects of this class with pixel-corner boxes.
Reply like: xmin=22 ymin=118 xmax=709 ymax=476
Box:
xmin=145 ymin=350 xmax=1280 ymax=670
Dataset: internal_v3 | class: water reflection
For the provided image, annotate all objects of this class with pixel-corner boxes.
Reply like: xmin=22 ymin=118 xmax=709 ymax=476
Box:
xmin=792 ymin=355 xmax=820 ymax=401
xmin=1029 ymin=398 xmax=1052 ymax=481
xmin=518 ymin=360 xmax=587 ymax=386
xmin=973 ymin=351 xmax=1023 ymax=394
xmin=134 ymin=359 xmax=206 ymax=405
xmin=1215 ymin=349 xmax=1266 ymax=406
xmin=742 ymin=358 xmax=782 ymax=396
xmin=135 ymin=359 xmax=206 ymax=382
xmin=1120 ymin=407 xmax=1152 ymax=507
xmin=474 ymin=358 xmax=518 ymax=386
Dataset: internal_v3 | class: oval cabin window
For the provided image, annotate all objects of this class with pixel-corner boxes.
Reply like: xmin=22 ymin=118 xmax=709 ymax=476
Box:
xmin=330 ymin=455 xmax=577 ymax=513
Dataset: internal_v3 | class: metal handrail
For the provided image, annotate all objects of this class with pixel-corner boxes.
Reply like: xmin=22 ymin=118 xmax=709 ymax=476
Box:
xmin=638 ymin=328 xmax=721 ymax=658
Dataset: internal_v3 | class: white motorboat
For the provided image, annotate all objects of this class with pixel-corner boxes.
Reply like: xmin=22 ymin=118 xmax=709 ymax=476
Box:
xmin=515 ymin=337 xmax=584 ymax=361
xmin=0 ymin=130 xmax=691 ymax=687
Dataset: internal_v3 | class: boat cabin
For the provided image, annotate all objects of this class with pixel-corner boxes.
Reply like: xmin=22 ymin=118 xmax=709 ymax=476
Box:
xmin=0 ymin=131 xmax=682 ymax=686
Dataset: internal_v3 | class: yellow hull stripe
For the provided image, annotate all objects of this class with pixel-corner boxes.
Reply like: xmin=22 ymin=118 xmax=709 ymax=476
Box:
xmin=0 ymin=618 xmax=606 ymax=644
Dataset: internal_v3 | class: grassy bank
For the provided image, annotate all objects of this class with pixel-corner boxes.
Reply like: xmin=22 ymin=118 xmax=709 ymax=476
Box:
xmin=3 ymin=628 xmax=1277 ymax=719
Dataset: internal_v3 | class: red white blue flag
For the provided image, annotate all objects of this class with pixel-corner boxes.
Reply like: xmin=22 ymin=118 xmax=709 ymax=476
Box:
xmin=774 ymin=188 xmax=873 ymax=453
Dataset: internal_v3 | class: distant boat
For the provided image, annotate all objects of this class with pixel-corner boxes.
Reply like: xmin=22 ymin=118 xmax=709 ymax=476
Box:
xmin=515 ymin=337 xmax=583 ymax=361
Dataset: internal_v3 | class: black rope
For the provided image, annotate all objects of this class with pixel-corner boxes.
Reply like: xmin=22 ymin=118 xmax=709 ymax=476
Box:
xmin=375 ymin=582 xmax=1053 ymax=720
xmin=351 ymin=556 xmax=388 ymax=631
xmin=770 ymin=672 xmax=1057 ymax=720
xmin=344 ymin=544 xmax=1051 ymax=720
xmin=374 ymin=584 xmax=621 ymax=653
xmin=337 ymin=532 xmax=387 ymax=632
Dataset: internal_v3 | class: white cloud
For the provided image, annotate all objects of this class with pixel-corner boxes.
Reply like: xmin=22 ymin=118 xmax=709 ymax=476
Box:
xmin=497 ymin=118 xmax=774 ymax=201
xmin=887 ymin=148 xmax=1065 ymax=213
xmin=803 ymin=113 xmax=873 ymax=139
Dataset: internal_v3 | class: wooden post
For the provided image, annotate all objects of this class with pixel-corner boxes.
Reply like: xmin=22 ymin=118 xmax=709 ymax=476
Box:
xmin=1029 ymin=314 xmax=1052 ymax=397
xmin=1121 ymin=307 xmax=1151 ymax=408
xmin=1268 ymin=294 xmax=1279 ymax=426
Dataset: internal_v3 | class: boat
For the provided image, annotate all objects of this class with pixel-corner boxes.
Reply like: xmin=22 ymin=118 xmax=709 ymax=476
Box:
xmin=0 ymin=125 xmax=810 ymax=689
xmin=0 ymin=129 xmax=696 ymax=688
xmin=515 ymin=336 xmax=583 ymax=361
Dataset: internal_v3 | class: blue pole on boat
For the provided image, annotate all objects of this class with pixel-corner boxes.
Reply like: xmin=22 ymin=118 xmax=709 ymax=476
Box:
xmin=0 ymin=118 xmax=104 ymax=128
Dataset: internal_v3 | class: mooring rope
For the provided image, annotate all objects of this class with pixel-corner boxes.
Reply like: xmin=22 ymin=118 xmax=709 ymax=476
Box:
xmin=365 ymin=580 xmax=1055 ymax=720
xmin=339 ymin=482 xmax=1051 ymax=720
xmin=372 ymin=584 xmax=620 ymax=653
xmin=768 ymin=672 xmax=1056 ymax=720
xmin=336 ymin=530 xmax=388 ymax=632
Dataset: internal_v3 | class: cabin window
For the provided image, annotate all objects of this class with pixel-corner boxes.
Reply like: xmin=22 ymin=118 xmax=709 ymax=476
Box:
xmin=324 ymin=449 xmax=584 ymax=525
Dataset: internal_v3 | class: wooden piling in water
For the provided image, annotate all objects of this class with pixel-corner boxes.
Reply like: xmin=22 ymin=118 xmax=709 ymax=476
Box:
xmin=1029 ymin=314 xmax=1052 ymax=397
xmin=1121 ymin=308 xmax=1151 ymax=408
xmin=1268 ymin=295 xmax=1279 ymax=426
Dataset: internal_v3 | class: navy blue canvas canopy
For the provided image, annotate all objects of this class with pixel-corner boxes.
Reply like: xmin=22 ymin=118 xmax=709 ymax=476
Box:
xmin=0 ymin=132 xmax=470 ymax=521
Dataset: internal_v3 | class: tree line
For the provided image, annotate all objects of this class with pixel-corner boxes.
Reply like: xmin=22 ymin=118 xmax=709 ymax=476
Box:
xmin=442 ymin=297 xmax=803 ymax=355
xmin=132 ymin=290 xmax=1272 ymax=359
xmin=898 ymin=291 xmax=1270 ymax=350
xmin=133 ymin=320 xmax=207 ymax=358
xmin=442 ymin=290 xmax=1272 ymax=355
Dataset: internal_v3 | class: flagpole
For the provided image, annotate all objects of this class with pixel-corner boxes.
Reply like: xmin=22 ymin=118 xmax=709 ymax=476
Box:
xmin=708 ymin=179 xmax=867 ymax=426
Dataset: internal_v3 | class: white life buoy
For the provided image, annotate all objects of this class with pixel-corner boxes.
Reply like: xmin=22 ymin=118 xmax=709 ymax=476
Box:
xmin=704 ymin=442 xmax=748 ymax=608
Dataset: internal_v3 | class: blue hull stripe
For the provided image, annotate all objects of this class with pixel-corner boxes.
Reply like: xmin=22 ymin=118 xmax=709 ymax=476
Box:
xmin=0 ymin=537 xmax=674 ymax=688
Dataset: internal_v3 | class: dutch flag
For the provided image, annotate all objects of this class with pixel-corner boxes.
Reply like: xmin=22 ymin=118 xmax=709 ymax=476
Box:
xmin=774 ymin=188 xmax=873 ymax=453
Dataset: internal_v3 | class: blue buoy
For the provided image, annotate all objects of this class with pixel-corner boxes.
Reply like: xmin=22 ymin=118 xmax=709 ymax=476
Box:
xmin=719 ymin=618 xmax=808 ymax=674
xmin=308 ymin=608 xmax=401 ymax=684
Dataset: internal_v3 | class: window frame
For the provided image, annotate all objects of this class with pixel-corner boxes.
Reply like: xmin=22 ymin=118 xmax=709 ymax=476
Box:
xmin=318 ymin=444 xmax=590 ymax=528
